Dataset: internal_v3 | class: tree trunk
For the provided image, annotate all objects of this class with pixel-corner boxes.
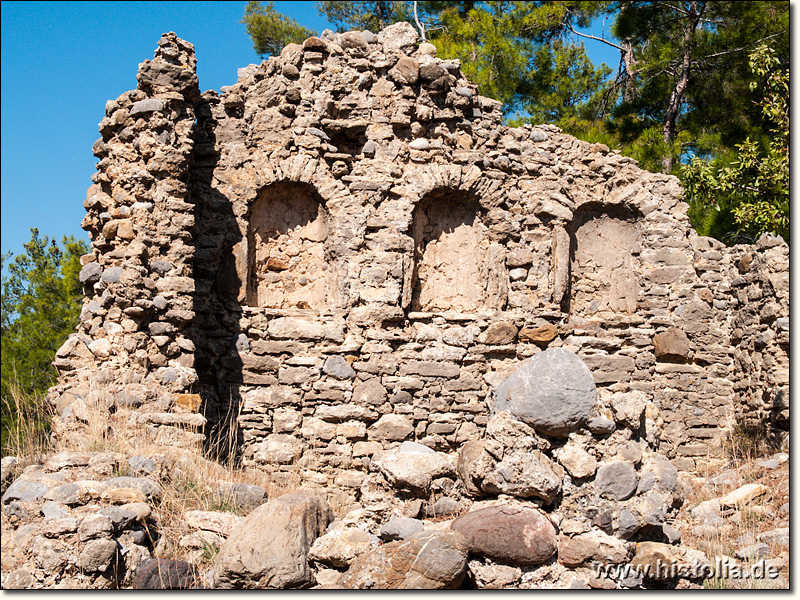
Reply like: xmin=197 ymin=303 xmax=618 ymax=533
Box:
xmin=620 ymin=38 xmax=639 ymax=103
xmin=661 ymin=1 xmax=701 ymax=174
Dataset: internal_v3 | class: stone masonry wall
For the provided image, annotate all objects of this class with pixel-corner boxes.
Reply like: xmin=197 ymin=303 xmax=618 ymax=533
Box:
xmin=51 ymin=26 xmax=789 ymax=489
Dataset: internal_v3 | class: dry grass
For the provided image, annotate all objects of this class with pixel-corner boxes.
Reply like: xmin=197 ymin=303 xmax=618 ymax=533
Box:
xmin=1 ymin=382 xmax=55 ymax=461
xmin=680 ymin=425 xmax=789 ymax=589
xmin=39 ymin=380 xmax=314 ymax=568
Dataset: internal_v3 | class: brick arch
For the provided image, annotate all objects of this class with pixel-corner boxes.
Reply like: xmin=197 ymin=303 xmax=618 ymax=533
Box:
xmin=398 ymin=163 xmax=496 ymax=210
xmin=251 ymin=153 xmax=352 ymax=208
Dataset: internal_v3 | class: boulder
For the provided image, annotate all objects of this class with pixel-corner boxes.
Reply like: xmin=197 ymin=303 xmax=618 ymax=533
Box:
xmin=519 ymin=324 xmax=558 ymax=345
xmin=479 ymin=321 xmax=518 ymax=345
xmin=467 ymin=561 xmax=523 ymax=589
xmin=367 ymin=414 xmax=414 ymax=442
xmin=185 ymin=510 xmax=243 ymax=537
xmin=78 ymin=514 xmax=114 ymax=541
xmin=379 ymin=517 xmax=424 ymax=541
xmin=757 ymin=528 xmax=789 ymax=547
xmin=215 ymin=482 xmax=267 ymax=511
xmin=2 ymin=477 xmax=51 ymax=504
xmin=735 ymin=542 xmax=769 ymax=562
xmin=450 ymin=505 xmax=557 ymax=566
xmin=557 ymin=442 xmax=597 ymax=479
xmin=609 ymin=391 xmax=647 ymax=429
xmin=388 ymin=56 xmax=419 ymax=85
xmin=209 ymin=491 xmax=332 ymax=589
xmin=558 ymin=531 xmax=628 ymax=567
xmin=78 ymin=538 xmax=119 ymax=572
xmin=3 ymin=569 xmax=35 ymax=589
xmin=339 ymin=529 xmax=468 ymax=589
xmin=376 ymin=22 xmax=419 ymax=54
xmin=652 ymin=327 xmax=691 ymax=361
xmin=104 ymin=476 xmax=162 ymax=500
xmin=492 ymin=348 xmax=597 ymax=436
xmin=595 ymin=461 xmax=638 ymax=501
xmin=629 ymin=541 xmax=681 ymax=580
xmin=135 ymin=559 xmax=203 ymax=589
xmin=322 ymin=355 xmax=355 ymax=380
xmin=480 ymin=449 xmax=562 ymax=504
xmin=372 ymin=442 xmax=456 ymax=495
xmin=456 ymin=440 xmax=491 ymax=496
xmin=485 ymin=411 xmax=547 ymax=452
xmin=308 ymin=523 xmax=378 ymax=568
xmin=717 ymin=483 xmax=769 ymax=510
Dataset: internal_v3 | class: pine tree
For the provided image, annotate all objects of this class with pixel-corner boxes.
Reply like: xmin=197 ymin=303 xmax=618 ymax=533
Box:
xmin=242 ymin=1 xmax=317 ymax=58
xmin=1 ymin=230 xmax=88 ymax=452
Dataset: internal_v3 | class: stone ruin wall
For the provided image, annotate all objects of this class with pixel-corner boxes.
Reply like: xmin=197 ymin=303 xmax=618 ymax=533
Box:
xmin=51 ymin=26 xmax=789 ymax=491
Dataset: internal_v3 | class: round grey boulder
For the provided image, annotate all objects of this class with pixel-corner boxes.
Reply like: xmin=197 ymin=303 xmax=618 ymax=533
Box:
xmin=492 ymin=348 xmax=597 ymax=436
xmin=595 ymin=461 xmax=638 ymax=501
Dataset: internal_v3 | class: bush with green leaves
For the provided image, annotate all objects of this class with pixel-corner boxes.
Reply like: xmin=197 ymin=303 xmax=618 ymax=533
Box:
xmin=683 ymin=45 xmax=788 ymax=243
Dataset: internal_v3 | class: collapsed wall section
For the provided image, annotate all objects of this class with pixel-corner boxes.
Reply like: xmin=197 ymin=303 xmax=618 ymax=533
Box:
xmin=51 ymin=33 xmax=205 ymax=446
xmin=51 ymin=26 xmax=788 ymax=491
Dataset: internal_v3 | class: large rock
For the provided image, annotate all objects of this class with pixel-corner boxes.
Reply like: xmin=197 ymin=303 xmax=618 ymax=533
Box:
xmin=652 ymin=327 xmax=691 ymax=361
xmin=78 ymin=538 xmax=119 ymax=572
xmin=492 ymin=348 xmax=597 ymax=436
xmin=388 ymin=56 xmax=419 ymax=85
xmin=717 ymin=483 xmax=769 ymax=510
xmin=376 ymin=22 xmax=419 ymax=53
xmin=456 ymin=440 xmax=492 ymax=496
xmin=185 ymin=510 xmax=243 ymax=536
xmin=558 ymin=531 xmax=628 ymax=567
xmin=339 ymin=529 xmax=468 ymax=589
xmin=2 ymin=477 xmax=51 ymax=503
xmin=557 ymin=442 xmax=597 ymax=479
xmin=595 ymin=461 xmax=638 ymax=501
xmin=372 ymin=442 xmax=456 ymax=494
xmin=480 ymin=449 xmax=562 ymax=504
xmin=135 ymin=559 xmax=203 ymax=589
xmin=450 ymin=505 xmax=557 ymax=566
xmin=367 ymin=414 xmax=414 ymax=442
xmin=308 ymin=523 xmax=378 ymax=568
xmin=209 ymin=491 xmax=333 ymax=589
xmin=379 ymin=518 xmax=424 ymax=541
xmin=629 ymin=541 xmax=682 ymax=580
xmin=104 ymin=476 xmax=162 ymax=500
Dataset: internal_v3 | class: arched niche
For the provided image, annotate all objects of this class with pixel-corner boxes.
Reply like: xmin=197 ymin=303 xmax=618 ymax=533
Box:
xmin=246 ymin=182 xmax=330 ymax=309
xmin=568 ymin=205 xmax=641 ymax=316
xmin=411 ymin=190 xmax=501 ymax=312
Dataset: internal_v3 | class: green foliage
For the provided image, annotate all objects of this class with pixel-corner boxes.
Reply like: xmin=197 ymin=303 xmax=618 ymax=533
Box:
xmin=432 ymin=2 xmax=542 ymax=111
xmin=314 ymin=1 xmax=612 ymax=121
xmin=1 ymin=229 xmax=88 ymax=452
xmin=520 ymin=40 xmax=612 ymax=125
xmin=682 ymin=45 xmax=788 ymax=243
xmin=317 ymin=1 xmax=414 ymax=32
xmin=601 ymin=1 xmax=788 ymax=175
xmin=242 ymin=1 xmax=317 ymax=58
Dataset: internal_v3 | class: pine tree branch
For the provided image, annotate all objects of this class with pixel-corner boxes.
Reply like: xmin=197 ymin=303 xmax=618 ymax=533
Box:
xmin=567 ymin=26 xmax=624 ymax=52
xmin=693 ymin=33 xmax=783 ymax=62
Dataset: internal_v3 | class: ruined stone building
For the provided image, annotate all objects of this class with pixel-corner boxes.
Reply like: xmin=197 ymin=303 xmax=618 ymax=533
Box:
xmin=51 ymin=25 xmax=789 ymax=492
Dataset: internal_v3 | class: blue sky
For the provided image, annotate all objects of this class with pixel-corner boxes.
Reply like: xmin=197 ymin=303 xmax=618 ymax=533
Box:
xmin=1 ymin=1 xmax=622 ymax=262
